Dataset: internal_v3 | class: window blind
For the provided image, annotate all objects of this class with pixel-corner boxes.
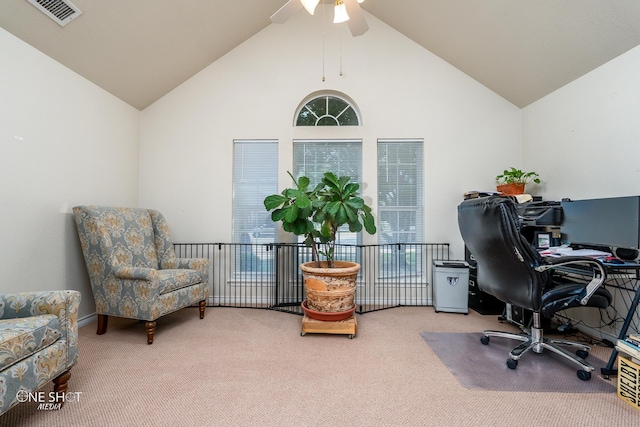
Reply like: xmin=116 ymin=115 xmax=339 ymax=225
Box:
xmin=232 ymin=140 xmax=278 ymax=244
xmin=377 ymin=139 xmax=424 ymax=244
xmin=293 ymin=139 xmax=362 ymax=245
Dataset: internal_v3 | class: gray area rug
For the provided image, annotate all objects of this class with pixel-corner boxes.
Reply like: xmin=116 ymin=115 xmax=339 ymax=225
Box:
xmin=420 ymin=332 xmax=616 ymax=393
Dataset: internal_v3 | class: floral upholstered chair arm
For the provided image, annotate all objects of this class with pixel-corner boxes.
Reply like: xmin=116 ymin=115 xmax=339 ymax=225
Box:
xmin=160 ymin=257 xmax=210 ymax=285
xmin=0 ymin=291 xmax=81 ymax=365
xmin=112 ymin=266 xmax=159 ymax=281
xmin=111 ymin=265 xmax=206 ymax=298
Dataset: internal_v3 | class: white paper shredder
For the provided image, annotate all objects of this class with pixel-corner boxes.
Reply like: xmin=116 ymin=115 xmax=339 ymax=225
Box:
xmin=432 ymin=260 xmax=470 ymax=314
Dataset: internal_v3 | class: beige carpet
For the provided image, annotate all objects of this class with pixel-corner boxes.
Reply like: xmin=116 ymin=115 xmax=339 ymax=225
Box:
xmin=1 ymin=306 xmax=637 ymax=426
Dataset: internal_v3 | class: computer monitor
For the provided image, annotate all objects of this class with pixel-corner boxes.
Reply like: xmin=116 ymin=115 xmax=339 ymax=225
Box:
xmin=561 ymin=196 xmax=640 ymax=250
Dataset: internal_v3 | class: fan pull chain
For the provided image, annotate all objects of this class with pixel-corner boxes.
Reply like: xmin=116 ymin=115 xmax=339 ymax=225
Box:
xmin=322 ymin=3 xmax=326 ymax=82
xmin=339 ymin=25 xmax=343 ymax=77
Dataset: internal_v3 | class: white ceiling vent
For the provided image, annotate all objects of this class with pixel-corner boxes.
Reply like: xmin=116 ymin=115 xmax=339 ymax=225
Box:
xmin=27 ymin=0 xmax=83 ymax=27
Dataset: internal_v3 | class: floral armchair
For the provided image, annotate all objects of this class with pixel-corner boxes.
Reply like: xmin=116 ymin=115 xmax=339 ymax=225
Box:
xmin=73 ymin=206 xmax=209 ymax=344
xmin=0 ymin=290 xmax=80 ymax=415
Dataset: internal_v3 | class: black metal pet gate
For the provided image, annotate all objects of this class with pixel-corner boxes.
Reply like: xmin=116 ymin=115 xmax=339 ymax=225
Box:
xmin=174 ymin=243 xmax=450 ymax=315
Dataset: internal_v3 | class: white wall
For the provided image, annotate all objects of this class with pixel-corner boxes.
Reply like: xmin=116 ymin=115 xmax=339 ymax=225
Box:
xmin=4 ymin=8 xmax=638 ymax=322
xmin=523 ymin=44 xmax=640 ymax=201
xmin=523 ymin=45 xmax=640 ymax=338
xmin=0 ymin=28 xmax=140 ymax=318
xmin=140 ymin=9 xmax=522 ymax=259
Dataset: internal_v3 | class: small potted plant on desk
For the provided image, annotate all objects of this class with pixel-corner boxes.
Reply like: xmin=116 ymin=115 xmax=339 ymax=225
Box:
xmin=496 ymin=167 xmax=541 ymax=195
xmin=263 ymin=171 xmax=376 ymax=321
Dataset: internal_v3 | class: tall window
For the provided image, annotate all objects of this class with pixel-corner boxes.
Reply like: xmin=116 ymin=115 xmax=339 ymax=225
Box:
xmin=377 ymin=139 xmax=424 ymax=244
xmin=293 ymin=139 xmax=362 ymax=245
xmin=295 ymin=94 xmax=360 ymax=126
xmin=232 ymin=140 xmax=278 ymax=245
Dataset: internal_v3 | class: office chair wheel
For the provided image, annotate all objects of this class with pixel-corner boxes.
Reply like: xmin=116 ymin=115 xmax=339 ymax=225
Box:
xmin=480 ymin=336 xmax=490 ymax=345
xmin=576 ymin=349 xmax=589 ymax=359
xmin=577 ymin=370 xmax=591 ymax=381
xmin=507 ymin=358 xmax=518 ymax=370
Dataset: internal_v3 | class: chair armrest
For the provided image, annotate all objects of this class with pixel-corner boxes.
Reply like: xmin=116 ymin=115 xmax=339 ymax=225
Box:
xmin=113 ymin=266 xmax=159 ymax=281
xmin=535 ymin=257 xmax=607 ymax=305
xmin=161 ymin=258 xmax=209 ymax=270
xmin=0 ymin=291 xmax=81 ymax=365
xmin=160 ymin=258 xmax=210 ymax=285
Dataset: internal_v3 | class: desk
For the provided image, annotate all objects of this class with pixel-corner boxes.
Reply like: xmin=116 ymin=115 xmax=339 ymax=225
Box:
xmin=600 ymin=262 xmax=640 ymax=377
xmin=554 ymin=260 xmax=640 ymax=377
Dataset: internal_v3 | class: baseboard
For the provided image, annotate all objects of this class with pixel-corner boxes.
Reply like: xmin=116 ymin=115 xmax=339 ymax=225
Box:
xmin=78 ymin=313 xmax=96 ymax=328
xmin=575 ymin=323 xmax=618 ymax=344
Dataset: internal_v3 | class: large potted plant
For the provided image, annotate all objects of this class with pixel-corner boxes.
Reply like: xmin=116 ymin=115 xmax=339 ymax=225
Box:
xmin=495 ymin=167 xmax=541 ymax=195
xmin=264 ymin=171 xmax=376 ymax=320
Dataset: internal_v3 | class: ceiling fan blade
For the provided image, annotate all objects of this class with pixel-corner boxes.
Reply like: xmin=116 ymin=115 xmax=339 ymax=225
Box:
xmin=343 ymin=0 xmax=369 ymax=36
xmin=270 ymin=0 xmax=304 ymax=24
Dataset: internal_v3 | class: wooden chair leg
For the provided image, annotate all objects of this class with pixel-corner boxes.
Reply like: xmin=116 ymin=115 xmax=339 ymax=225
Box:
xmin=96 ymin=314 xmax=108 ymax=335
xmin=199 ymin=300 xmax=206 ymax=319
xmin=52 ymin=369 xmax=72 ymax=406
xmin=145 ymin=321 xmax=156 ymax=345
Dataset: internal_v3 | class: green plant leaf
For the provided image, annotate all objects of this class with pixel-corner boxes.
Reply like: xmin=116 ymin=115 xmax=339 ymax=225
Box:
xmin=325 ymin=201 xmax=341 ymax=216
xmin=293 ymin=194 xmax=311 ymax=209
xmin=264 ymin=195 xmax=288 ymax=210
xmin=344 ymin=204 xmax=358 ymax=222
xmin=284 ymin=204 xmax=299 ymax=222
xmin=292 ymin=218 xmax=311 ymax=235
xmin=283 ymin=188 xmax=303 ymax=198
xmin=320 ymin=222 xmax=332 ymax=238
xmin=343 ymin=183 xmax=359 ymax=198
xmin=348 ymin=221 xmax=363 ymax=233
xmin=297 ymin=175 xmax=310 ymax=191
xmin=363 ymin=211 xmax=377 ymax=234
xmin=335 ymin=205 xmax=348 ymax=225
xmin=345 ymin=198 xmax=364 ymax=209
xmin=271 ymin=208 xmax=287 ymax=222
xmin=299 ymin=205 xmax=312 ymax=219
xmin=282 ymin=221 xmax=294 ymax=233
xmin=322 ymin=172 xmax=339 ymax=186
xmin=317 ymin=233 xmax=331 ymax=243
xmin=338 ymin=175 xmax=350 ymax=188
xmin=314 ymin=209 xmax=326 ymax=223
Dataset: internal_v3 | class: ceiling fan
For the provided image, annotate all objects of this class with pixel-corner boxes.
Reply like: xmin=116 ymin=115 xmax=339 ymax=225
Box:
xmin=271 ymin=0 xmax=369 ymax=37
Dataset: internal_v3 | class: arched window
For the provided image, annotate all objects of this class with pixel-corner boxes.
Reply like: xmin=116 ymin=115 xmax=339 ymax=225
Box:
xmin=295 ymin=93 xmax=361 ymax=126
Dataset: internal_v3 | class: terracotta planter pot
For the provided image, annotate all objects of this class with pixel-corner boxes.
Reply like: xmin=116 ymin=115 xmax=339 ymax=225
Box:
xmin=497 ymin=183 xmax=525 ymax=195
xmin=301 ymin=300 xmax=356 ymax=321
xmin=300 ymin=261 xmax=359 ymax=317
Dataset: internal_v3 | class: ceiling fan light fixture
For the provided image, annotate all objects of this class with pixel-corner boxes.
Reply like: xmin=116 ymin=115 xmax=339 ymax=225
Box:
xmin=333 ymin=0 xmax=350 ymax=24
xmin=301 ymin=0 xmax=319 ymax=15
xmin=357 ymin=0 xmax=365 ymax=3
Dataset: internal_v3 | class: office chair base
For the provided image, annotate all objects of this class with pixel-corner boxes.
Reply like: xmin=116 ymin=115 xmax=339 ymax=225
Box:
xmin=481 ymin=329 xmax=595 ymax=380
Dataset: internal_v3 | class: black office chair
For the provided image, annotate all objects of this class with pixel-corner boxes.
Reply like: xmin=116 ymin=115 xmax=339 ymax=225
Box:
xmin=458 ymin=196 xmax=611 ymax=380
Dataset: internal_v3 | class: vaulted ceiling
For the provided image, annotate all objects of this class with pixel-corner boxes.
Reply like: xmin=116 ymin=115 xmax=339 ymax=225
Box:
xmin=2 ymin=0 xmax=640 ymax=110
